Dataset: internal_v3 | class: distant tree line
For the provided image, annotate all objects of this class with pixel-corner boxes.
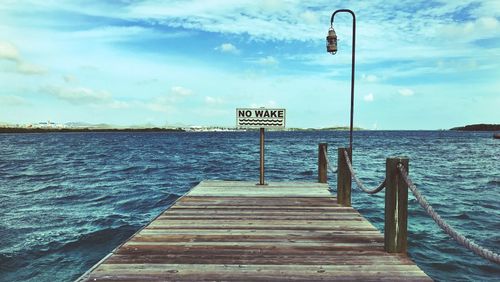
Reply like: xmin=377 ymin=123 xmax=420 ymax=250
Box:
xmin=450 ymin=124 xmax=500 ymax=131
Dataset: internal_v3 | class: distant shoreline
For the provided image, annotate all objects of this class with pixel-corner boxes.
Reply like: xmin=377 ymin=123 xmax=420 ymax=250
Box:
xmin=0 ymin=127 xmax=185 ymax=134
xmin=0 ymin=123 xmax=498 ymax=133
xmin=0 ymin=127 xmax=360 ymax=133
xmin=450 ymin=124 xmax=499 ymax=131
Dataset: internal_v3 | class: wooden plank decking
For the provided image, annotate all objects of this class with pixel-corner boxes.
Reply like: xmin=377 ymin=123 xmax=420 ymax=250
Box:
xmin=78 ymin=180 xmax=431 ymax=281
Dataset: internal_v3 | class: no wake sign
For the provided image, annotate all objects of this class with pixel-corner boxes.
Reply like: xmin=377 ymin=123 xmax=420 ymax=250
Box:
xmin=236 ymin=108 xmax=286 ymax=129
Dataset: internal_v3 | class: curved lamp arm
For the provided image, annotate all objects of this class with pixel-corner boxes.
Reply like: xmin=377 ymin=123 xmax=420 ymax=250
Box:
xmin=328 ymin=9 xmax=356 ymax=155
xmin=330 ymin=9 xmax=356 ymax=26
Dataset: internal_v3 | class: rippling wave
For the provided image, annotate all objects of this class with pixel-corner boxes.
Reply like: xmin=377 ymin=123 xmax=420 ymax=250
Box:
xmin=0 ymin=131 xmax=498 ymax=281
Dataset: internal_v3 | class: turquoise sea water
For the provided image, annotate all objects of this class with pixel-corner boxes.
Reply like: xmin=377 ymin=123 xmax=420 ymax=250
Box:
xmin=0 ymin=131 xmax=499 ymax=281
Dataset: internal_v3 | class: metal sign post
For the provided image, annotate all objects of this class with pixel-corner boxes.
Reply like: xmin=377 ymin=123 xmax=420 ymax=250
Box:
xmin=236 ymin=108 xmax=286 ymax=185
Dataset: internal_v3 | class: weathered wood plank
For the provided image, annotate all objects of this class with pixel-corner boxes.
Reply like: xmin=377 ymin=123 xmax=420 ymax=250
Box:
xmin=89 ymin=263 xmax=431 ymax=281
xmin=197 ymin=180 xmax=328 ymax=187
xmin=187 ymin=190 xmax=332 ymax=197
xmin=187 ymin=182 xmax=331 ymax=197
xmin=137 ymin=229 xmax=383 ymax=236
xmin=105 ymin=253 xmax=416 ymax=265
xmin=164 ymin=209 xmax=356 ymax=214
xmin=159 ymin=212 xmax=361 ymax=216
xmin=178 ymin=196 xmax=338 ymax=203
xmin=129 ymin=233 xmax=383 ymax=243
xmin=115 ymin=246 xmax=395 ymax=256
xmin=85 ymin=275 xmax=430 ymax=282
xmin=78 ymin=181 xmax=431 ymax=282
xmin=150 ymin=219 xmax=373 ymax=225
xmin=156 ymin=215 xmax=364 ymax=221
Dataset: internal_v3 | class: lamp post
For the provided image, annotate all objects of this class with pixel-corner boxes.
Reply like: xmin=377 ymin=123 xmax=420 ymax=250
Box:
xmin=326 ymin=9 xmax=356 ymax=154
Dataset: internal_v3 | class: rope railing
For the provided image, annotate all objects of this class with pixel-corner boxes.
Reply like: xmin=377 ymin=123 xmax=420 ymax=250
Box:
xmin=323 ymin=149 xmax=337 ymax=174
xmin=342 ymin=149 xmax=386 ymax=194
xmin=398 ymin=163 xmax=500 ymax=264
xmin=318 ymin=143 xmax=499 ymax=263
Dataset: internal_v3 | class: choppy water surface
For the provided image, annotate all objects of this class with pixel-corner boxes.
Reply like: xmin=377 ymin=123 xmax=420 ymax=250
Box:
xmin=0 ymin=131 xmax=498 ymax=281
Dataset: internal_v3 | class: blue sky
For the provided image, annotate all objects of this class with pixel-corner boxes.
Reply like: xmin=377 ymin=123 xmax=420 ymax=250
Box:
xmin=0 ymin=0 xmax=499 ymax=129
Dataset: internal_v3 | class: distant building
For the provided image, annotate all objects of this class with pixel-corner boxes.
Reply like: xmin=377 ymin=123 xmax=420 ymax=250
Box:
xmin=185 ymin=126 xmax=246 ymax=132
xmin=33 ymin=120 xmax=65 ymax=129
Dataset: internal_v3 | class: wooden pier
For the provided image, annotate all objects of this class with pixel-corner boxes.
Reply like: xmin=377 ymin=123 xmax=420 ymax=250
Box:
xmin=78 ymin=180 xmax=431 ymax=281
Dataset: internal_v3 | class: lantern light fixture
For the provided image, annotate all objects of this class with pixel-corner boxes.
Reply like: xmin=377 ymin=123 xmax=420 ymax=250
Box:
xmin=326 ymin=27 xmax=338 ymax=54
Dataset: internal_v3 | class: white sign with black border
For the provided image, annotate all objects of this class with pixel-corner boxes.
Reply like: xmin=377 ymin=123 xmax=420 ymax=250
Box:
xmin=236 ymin=108 xmax=286 ymax=129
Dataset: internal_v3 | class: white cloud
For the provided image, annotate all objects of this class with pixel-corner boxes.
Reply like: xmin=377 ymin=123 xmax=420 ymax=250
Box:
xmin=70 ymin=26 xmax=192 ymax=42
xmin=437 ymin=17 xmax=500 ymax=42
xmin=170 ymin=86 xmax=192 ymax=97
xmin=143 ymin=96 xmax=174 ymax=113
xmin=17 ymin=62 xmax=46 ymax=75
xmin=0 ymin=41 xmax=20 ymax=62
xmin=107 ymin=0 xmax=499 ymax=45
xmin=256 ymin=56 xmax=278 ymax=66
xmin=125 ymin=1 xmax=317 ymax=41
xmin=250 ymin=100 xmax=278 ymax=108
xmin=67 ymin=26 xmax=193 ymax=43
xmin=2 ymin=1 xmax=498 ymax=78
xmin=363 ymin=93 xmax=374 ymax=102
xmin=107 ymin=100 xmax=130 ymax=109
xmin=71 ymin=26 xmax=146 ymax=39
xmin=205 ymin=96 xmax=224 ymax=105
xmin=215 ymin=43 xmax=239 ymax=54
xmin=300 ymin=10 xmax=318 ymax=24
xmin=0 ymin=95 xmax=29 ymax=106
xmin=0 ymin=41 xmax=46 ymax=75
xmin=63 ymin=75 xmax=78 ymax=83
xmin=42 ymin=85 xmax=112 ymax=104
xmin=362 ymin=74 xmax=378 ymax=82
xmin=142 ymin=86 xmax=193 ymax=112
xmin=42 ymin=85 xmax=131 ymax=109
xmin=398 ymin=88 xmax=414 ymax=97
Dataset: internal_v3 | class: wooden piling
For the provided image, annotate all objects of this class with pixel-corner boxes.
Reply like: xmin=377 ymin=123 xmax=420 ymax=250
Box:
xmin=337 ymin=147 xmax=352 ymax=206
xmin=385 ymin=157 xmax=409 ymax=253
xmin=259 ymin=128 xmax=265 ymax=185
xmin=318 ymin=143 xmax=328 ymax=183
